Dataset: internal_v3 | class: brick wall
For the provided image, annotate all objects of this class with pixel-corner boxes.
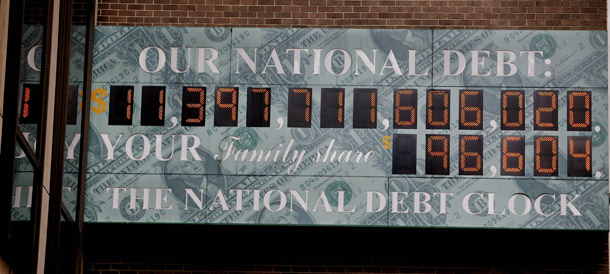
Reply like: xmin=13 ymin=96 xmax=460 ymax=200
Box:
xmin=97 ymin=0 xmax=607 ymax=30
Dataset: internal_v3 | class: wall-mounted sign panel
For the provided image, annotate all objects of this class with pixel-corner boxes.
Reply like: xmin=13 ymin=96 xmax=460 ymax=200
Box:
xmin=14 ymin=26 xmax=609 ymax=230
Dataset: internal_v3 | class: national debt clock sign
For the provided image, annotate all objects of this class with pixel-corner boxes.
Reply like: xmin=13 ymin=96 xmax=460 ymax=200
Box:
xmin=13 ymin=26 xmax=610 ymax=229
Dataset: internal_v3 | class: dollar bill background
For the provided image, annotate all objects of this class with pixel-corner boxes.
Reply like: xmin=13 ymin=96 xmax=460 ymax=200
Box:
xmin=12 ymin=26 xmax=609 ymax=230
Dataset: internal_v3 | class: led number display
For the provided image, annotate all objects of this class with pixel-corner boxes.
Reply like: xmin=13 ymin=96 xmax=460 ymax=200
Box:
xmin=214 ymin=87 xmax=238 ymax=127
xmin=393 ymin=89 xmax=417 ymax=129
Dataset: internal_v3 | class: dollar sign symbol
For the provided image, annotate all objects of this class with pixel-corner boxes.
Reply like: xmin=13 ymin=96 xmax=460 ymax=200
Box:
xmin=91 ymin=87 xmax=108 ymax=115
xmin=382 ymin=135 xmax=391 ymax=150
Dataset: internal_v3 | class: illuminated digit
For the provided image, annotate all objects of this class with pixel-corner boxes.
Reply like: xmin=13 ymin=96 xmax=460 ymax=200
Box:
xmin=502 ymin=136 xmax=524 ymax=176
xmin=534 ymin=136 xmax=558 ymax=176
xmin=182 ymin=87 xmax=206 ymax=126
xmin=534 ymin=90 xmax=558 ymax=130
xmin=22 ymin=86 xmax=31 ymax=119
xmin=247 ymin=87 xmax=271 ymax=127
xmin=126 ymin=88 xmax=132 ymax=120
xmin=426 ymin=89 xmax=450 ymax=129
xmin=426 ymin=134 xmax=449 ymax=175
xmin=501 ymin=90 xmax=524 ymax=130
xmin=568 ymin=91 xmax=591 ymax=131
xmin=353 ymin=88 xmax=377 ymax=128
xmin=141 ymin=86 xmax=165 ymax=126
xmin=460 ymin=135 xmax=483 ymax=175
xmin=320 ymin=88 xmax=344 ymax=128
xmin=214 ymin=87 xmax=238 ymax=127
xmin=394 ymin=89 xmax=417 ymax=129
xmin=109 ymin=86 xmax=134 ymax=126
xmin=459 ymin=90 xmax=482 ymax=130
xmin=288 ymin=88 xmax=311 ymax=128
xmin=568 ymin=136 xmax=592 ymax=177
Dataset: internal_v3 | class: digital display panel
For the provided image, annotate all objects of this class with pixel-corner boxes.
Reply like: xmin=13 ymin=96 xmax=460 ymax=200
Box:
xmin=108 ymin=86 xmax=134 ymax=126
xmin=567 ymin=91 xmax=591 ymax=131
xmin=459 ymin=135 xmax=483 ymax=175
xmin=393 ymin=89 xmax=417 ymax=129
xmin=20 ymin=84 xmax=42 ymax=124
xmin=16 ymin=26 xmax=606 ymax=230
xmin=533 ymin=90 xmax=558 ymax=131
xmin=320 ymin=88 xmax=344 ymax=128
xmin=67 ymin=85 xmax=78 ymax=125
xmin=501 ymin=90 xmax=525 ymax=130
xmin=141 ymin=86 xmax=165 ymax=126
xmin=288 ymin=88 xmax=312 ymax=128
xmin=459 ymin=90 xmax=483 ymax=130
xmin=247 ymin=87 xmax=271 ymax=127
xmin=214 ymin=87 xmax=238 ymax=127
xmin=181 ymin=87 xmax=206 ymax=127
xmin=426 ymin=89 xmax=450 ymax=129
xmin=353 ymin=88 xmax=377 ymax=129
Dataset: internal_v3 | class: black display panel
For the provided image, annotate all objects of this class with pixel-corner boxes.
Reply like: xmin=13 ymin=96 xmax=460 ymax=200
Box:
xmin=181 ymin=87 xmax=206 ymax=127
xmin=247 ymin=87 xmax=271 ymax=127
xmin=426 ymin=89 xmax=450 ymax=129
xmin=108 ymin=85 xmax=134 ymax=126
xmin=353 ymin=88 xmax=377 ymax=129
xmin=567 ymin=136 xmax=592 ymax=177
xmin=501 ymin=90 xmax=525 ymax=130
xmin=67 ymin=85 xmax=78 ymax=125
xmin=20 ymin=84 xmax=42 ymax=124
xmin=392 ymin=134 xmax=417 ymax=174
xmin=141 ymin=86 xmax=166 ymax=126
xmin=459 ymin=90 xmax=483 ymax=130
xmin=533 ymin=90 xmax=558 ymax=131
xmin=320 ymin=88 xmax=344 ymax=128
xmin=459 ymin=135 xmax=483 ymax=175
xmin=214 ymin=87 xmax=238 ymax=127
xmin=534 ymin=136 xmax=558 ymax=176
xmin=288 ymin=88 xmax=312 ymax=128
xmin=567 ymin=91 xmax=591 ymax=131
xmin=501 ymin=136 xmax=525 ymax=176
xmin=426 ymin=134 xmax=450 ymax=175
xmin=393 ymin=89 xmax=417 ymax=129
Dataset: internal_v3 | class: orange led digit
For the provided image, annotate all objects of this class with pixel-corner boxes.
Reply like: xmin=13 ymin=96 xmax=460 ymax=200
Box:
xmin=353 ymin=88 xmax=377 ymax=128
xmin=568 ymin=91 xmax=591 ymax=131
xmin=534 ymin=90 xmax=558 ymax=130
xmin=459 ymin=90 xmax=483 ymax=130
xmin=393 ymin=89 xmax=417 ymax=129
xmin=426 ymin=134 xmax=450 ymax=175
xmin=320 ymin=88 xmax=344 ymax=128
xmin=459 ymin=135 xmax=483 ymax=175
xmin=214 ymin=87 xmax=238 ymax=127
xmin=288 ymin=88 xmax=311 ymax=128
xmin=502 ymin=136 xmax=525 ymax=176
xmin=534 ymin=136 xmax=558 ymax=176
xmin=426 ymin=89 xmax=450 ymax=129
xmin=568 ymin=136 xmax=592 ymax=177
xmin=108 ymin=85 xmax=134 ymax=126
xmin=247 ymin=87 xmax=271 ymax=127
xmin=182 ymin=87 xmax=206 ymax=126
xmin=501 ymin=90 xmax=524 ymax=130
